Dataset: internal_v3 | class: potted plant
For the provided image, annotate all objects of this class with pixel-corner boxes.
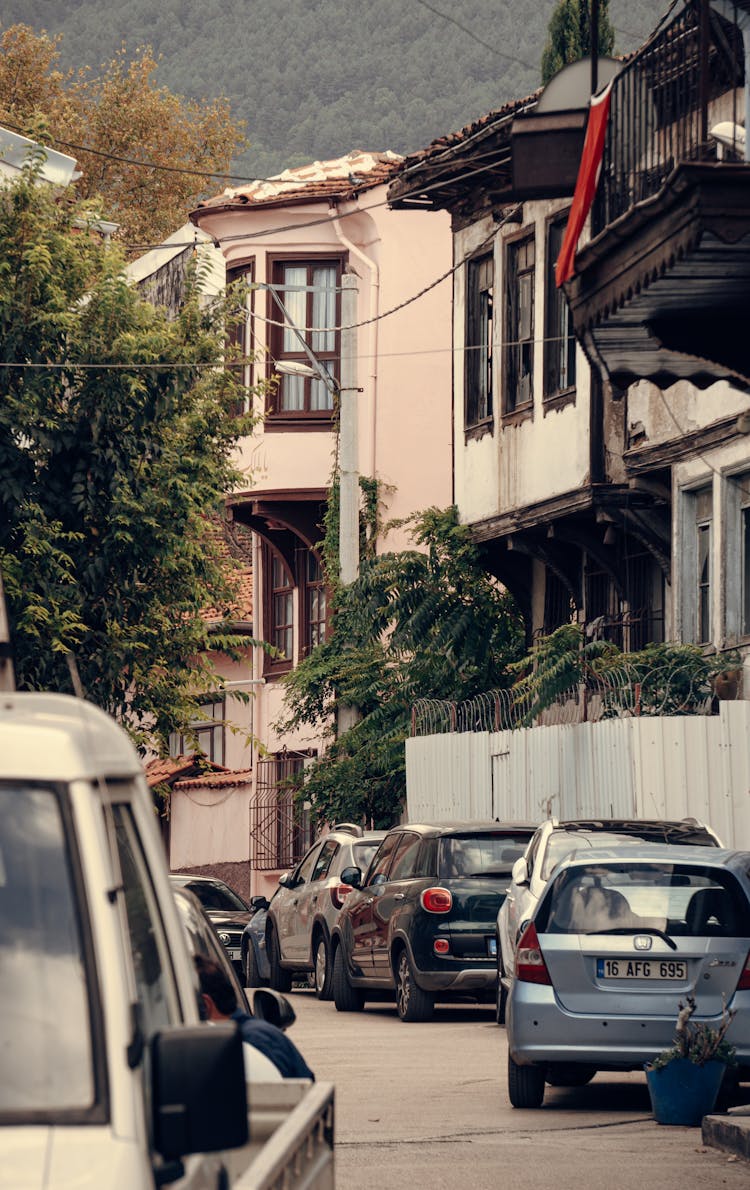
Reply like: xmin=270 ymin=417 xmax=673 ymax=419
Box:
xmin=645 ymin=996 xmax=737 ymax=1126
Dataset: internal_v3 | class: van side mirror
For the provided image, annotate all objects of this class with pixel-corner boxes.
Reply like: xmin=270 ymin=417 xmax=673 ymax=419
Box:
xmin=152 ymin=1024 xmax=248 ymax=1161
xmin=252 ymin=987 xmax=296 ymax=1031
xmin=250 ymin=895 xmax=270 ymax=912
xmin=511 ymin=856 xmax=530 ymax=887
xmin=340 ymin=865 xmax=362 ymax=889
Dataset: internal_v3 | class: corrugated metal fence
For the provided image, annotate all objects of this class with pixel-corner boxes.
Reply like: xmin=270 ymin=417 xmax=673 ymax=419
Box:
xmin=405 ymin=702 xmax=750 ymax=848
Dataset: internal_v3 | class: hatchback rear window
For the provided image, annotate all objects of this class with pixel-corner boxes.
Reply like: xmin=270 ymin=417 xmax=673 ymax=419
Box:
xmin=439 ymin=833 xmax=532 ymax=879
xmin=538 ymin=863 xmax=750 ymax=938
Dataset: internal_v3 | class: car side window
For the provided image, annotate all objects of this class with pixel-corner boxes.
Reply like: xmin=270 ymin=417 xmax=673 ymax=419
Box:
xmin=525 ymin=830 xmax=542 ymax=878
xmin=311 ymin=839 xmax=338 ymax=881
xmin=294 ymin=844 xmax=322 ymax=887
xmin=366 ymin=833 xmax=402 ymax=886
xmin=388 ymin=833 xmax=422 ymax=881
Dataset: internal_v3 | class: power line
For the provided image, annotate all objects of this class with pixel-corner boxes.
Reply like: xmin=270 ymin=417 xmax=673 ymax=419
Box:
xmin=412 ymin=0 xmax=538 ymax=72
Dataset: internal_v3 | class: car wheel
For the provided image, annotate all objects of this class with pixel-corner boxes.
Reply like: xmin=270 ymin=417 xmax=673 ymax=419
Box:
xmin=508 ymin=1054 xmax=545 ymax=1108
xmin=545 ymin=1063 xmax=596 ymax=1087
xmin=267 ymin=925 xmax=292 ymax=994
xmin=395 ymin=949 xmax=434 ymax=1022
xmin=244 ymin=944 xmax=265 ymax=988
xmin=313 ymin=933 xmax=333 ymax=1000
xmin=332 ymin=944 xmax=364 ymax=1012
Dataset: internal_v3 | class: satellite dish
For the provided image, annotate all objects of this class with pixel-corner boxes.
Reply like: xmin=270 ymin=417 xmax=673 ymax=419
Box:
xmin=536 ymin=57 xmax=622 ymax=112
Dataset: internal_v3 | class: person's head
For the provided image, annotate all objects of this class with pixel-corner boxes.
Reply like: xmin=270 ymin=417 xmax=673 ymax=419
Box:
xmin=194 ymin=954 xmax=238 ymax=1020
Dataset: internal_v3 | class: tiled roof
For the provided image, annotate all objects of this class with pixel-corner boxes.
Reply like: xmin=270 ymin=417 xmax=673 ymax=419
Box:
xmin=144 ymin=754 xmax=230 ymax=788
xmin=199 ymin=516 xmax=253 ymax=625
xmin=174 ymin=769 xmax=253 ymax=791
xmin=194 ymin=149 xmax=404 ymax=211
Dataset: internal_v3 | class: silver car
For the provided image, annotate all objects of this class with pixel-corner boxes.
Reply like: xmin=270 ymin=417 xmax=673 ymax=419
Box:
xmin=496 ymin=817 xmax=721 ymax=1022
xmin=506 ymin=845 xmax=750 ymax=1108
xmin=265 ymin=824 xmax=386 ymax=1000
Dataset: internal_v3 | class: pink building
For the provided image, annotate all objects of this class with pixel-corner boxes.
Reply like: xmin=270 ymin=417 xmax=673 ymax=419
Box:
xmin=166 ymin=150 xmax=452 ymax=898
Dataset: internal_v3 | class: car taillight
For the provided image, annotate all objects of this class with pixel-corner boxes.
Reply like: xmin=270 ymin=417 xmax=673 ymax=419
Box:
xmin=421 ymin=887 xmax=453 ymax=913
xmin=737 ymin=950 xmax=750 ymax=991
xmin=330 ymin=883 xmax=353 ymax=910
xmin=515 ymin=921 xmax=551 ymax=985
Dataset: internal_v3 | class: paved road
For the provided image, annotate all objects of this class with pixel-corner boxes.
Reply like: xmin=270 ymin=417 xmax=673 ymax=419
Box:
xmin=288 ymin=990 xmax=748 ymax=1190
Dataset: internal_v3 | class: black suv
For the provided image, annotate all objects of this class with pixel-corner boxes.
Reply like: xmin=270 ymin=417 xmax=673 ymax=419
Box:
xmin=330 ymin=821 xmax=535 ymax=1021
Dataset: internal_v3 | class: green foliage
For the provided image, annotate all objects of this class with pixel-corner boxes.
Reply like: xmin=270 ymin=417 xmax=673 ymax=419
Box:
xmin=541 ymin=0 xmax=616 ymax=85
xmin=0 ymin=161 xmax=268 ymax=752
xmin=512 ymin=625 xmax=742 ymax=722
xmin=279 ymin=506 xmax=524 ymax=827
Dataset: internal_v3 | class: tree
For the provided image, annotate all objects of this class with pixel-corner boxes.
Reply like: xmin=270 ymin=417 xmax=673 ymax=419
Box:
xmin=541 ymin=0 xmax=615 ymax=86
xmin=0 ymin=24 xmax=246 ymax=244
xmin=0 ymin=158 xmax=267 ymax=752
xmin=278 ymin=506 xmax=524 ymax=827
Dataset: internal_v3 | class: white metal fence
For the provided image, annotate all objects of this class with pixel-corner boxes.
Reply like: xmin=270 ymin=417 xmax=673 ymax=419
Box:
xmin=405 ymin=702 xmax=750 ymax=849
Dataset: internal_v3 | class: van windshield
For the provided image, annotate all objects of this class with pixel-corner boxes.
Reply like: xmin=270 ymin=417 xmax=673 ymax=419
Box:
xmin=0 ymin=783 xmax=95 ymax=1117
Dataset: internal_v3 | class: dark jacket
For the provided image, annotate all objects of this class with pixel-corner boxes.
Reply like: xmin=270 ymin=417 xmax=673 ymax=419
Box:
xmin=231 ymin=1009 xmax=315 ymax=1080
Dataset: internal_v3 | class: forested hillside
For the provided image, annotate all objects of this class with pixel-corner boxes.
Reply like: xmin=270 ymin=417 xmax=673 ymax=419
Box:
xmin=3 ymin=0 xmax=668 ymax=179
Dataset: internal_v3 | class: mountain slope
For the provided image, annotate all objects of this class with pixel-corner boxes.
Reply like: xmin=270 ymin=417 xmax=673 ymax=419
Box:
xmin=2 ymin=0 xmax=668 ymax=179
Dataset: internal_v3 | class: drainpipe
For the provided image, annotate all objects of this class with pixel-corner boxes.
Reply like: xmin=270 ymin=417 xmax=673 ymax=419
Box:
xmin=329 ymin=204 xmax=380 ymax=481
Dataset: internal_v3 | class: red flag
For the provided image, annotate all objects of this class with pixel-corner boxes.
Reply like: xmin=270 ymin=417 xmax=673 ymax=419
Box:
xmin=555 ymin=80 xmax=613 ymax=287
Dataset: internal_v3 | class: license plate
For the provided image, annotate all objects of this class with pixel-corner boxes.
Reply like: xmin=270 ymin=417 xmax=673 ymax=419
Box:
xmin=596 ymin=958 xmax=687 ymax=981
xmin=487 ymin=936 xmax=497 ymax=957
xmin=226 ymin=947 xmax=241 ymax=961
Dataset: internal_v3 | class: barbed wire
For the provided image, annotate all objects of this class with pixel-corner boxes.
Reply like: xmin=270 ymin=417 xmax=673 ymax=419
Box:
xmin=411 ymin=657 xmax=734 ymax=736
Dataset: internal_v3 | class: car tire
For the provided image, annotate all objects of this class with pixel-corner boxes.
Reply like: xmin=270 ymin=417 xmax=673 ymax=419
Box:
xmin=395 ymin=949 xmax=434 ymax=1022
xmin=267 ymin=925 xmax=292 ymax=994
xmin=313 ymin=933 xmax=333 ymax=1000
xmin=545 ymin=1063 xmax=596 ymax=1087
xmin=508 ymin=1054 xmax=546 ymax=1108
xmin=332 ymin=944 xmax=364 ymax=1012
xmin=244 ymin=943 xmax=265 ymax=988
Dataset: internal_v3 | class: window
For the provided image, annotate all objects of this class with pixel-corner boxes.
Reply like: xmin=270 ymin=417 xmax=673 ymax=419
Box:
xmin=270 ymin=553 xmax=294 ymax=661
xmin=311 ymin=839 xmax=338 ymax=881
xmin=724 ymin=471 xmax=750 ymax=642
xmin=366 ymin=833 xmax=402 ymax=886
xmin=681 ymin=485 xmax=713 ymax=645
xmin=696 ymin=488 xmax=712 ymax=645
xmin=304 ymin=551 xmax=327 ymax=653
xmin=465 ymin=253 xmax=493 ymax=427
xmin=389 ymin=832 xmax=423 ymax=881
xmin=269 ymin=257 xmax=343 ymax=417
xmin=169 ymin=699 xmax=225 ymax=764
xmin=504 ymin=233 xmax=535 ymax=414
xmin=227 ymin=264 xmax=255 ymax=415
xmin=544 ymin=216 xmax=576 ymax=399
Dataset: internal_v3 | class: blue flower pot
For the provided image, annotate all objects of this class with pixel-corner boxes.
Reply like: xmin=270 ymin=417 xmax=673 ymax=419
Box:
xmin=645 ymin=1058 xmax=726 ymax=1126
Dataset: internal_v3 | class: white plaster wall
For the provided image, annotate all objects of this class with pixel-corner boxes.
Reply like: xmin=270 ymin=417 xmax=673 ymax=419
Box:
xmin=453 ymin=200 xmax=592 ymax=528
xmin=170 ymin=783 xmax=253 ymax=868
xmin=627 ymin=377 xmax=748 ymax=450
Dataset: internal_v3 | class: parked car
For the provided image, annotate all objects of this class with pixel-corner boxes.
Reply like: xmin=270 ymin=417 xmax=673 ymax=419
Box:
xmin=330 ymin=821 xmax=536 ymax=1021
xmin=264 ymin=824 xmax=387 ymax=999
xmin=495 ymin=816 xmax=722 ymax=1022
xmin=506 ymin=844 xmax=750 ymax=1107
xmin=170 ymin=873 xmax=254 ymax=978
xmin=241 ymin=896 xmax=271 ymax=988
xmin=172 ymin=884 xmax=296 ymax=1030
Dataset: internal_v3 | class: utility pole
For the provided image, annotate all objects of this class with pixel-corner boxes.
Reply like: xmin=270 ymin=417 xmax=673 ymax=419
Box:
xmin=337 ymin=273 xmax=360 ymax=736
xmin=338 ymin=273 xmax=359 ymax=587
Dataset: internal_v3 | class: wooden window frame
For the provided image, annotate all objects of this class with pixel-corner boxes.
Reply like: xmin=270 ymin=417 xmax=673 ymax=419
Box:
xmin=226 ymin=260 xmax=255 ymax=417
xmin=301 ymin=548 xmax=328 ymax=657
xmin=267 ymin=252 xmax=345 ymax=428
xmin=465 ymin=251 xmax=494 ymax=432
xmin=263 ymin=544 xmax=294 ymax=675
xmin=503 ymin=229 xmax=535 ymax=419
xmin=543 ymin=211 xmax=576 ymax=407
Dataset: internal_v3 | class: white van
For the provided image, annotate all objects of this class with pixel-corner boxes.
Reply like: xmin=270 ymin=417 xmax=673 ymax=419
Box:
xmin=0 ymin=692 xmax=249 ymax=1189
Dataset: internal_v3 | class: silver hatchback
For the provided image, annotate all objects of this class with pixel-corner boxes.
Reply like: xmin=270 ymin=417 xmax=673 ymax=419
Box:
xmin=506 ymin=845 xmax=750 ymax=1108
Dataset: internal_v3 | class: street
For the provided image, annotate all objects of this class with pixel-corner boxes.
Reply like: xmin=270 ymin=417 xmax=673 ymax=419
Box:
xmin=287 ymin=991 xmax=749 ymax=1190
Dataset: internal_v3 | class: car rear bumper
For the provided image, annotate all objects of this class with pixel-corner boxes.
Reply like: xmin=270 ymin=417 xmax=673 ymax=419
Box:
xmin=507 ymin=983 xmax=750 ymax=1069
xmin=413 ymin=960 xmax=496 ymax=993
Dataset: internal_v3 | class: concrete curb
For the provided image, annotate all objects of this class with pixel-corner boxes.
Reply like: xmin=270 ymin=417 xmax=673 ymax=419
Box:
xmin=702 ymin=1106 xmax=750 ymax=1161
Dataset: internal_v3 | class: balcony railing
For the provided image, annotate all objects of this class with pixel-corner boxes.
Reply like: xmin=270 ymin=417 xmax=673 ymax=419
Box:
xmin=591 ymin=0 xmax=744 ymax=236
